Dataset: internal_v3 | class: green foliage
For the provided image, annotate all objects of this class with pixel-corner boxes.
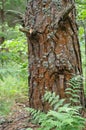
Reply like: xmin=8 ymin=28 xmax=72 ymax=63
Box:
xmin=0 ymin=0 xmax=27 ymax=26
xmin=80 ymin=42 xmax=86 ymax=95
xmin=76 ymin=0 xmax=86 ymax=20
xmin=27 ymin=76 xmax=85 ymax=130
xmin=0 ymin=25 xmax=28 ymax=81
xmin=66 ymin=75 xmax=82 ymax=105
xmin=0 ymin=99 xmax=13 ymax=116
xmin=75 ymin=0 xmax=86 ymax=96
xmin=28 ymin=95 xmax=85 ymax=130
xmin=79 ymin=26 xmax=86 ymax=95
xmin=0 ymin=25 xmax=28 ymax=116
xmin=0 ymin=74 xmax=28 ymax=115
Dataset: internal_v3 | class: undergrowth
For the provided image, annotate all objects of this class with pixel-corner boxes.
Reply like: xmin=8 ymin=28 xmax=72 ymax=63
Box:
xmin=0 ymin=26 xmax=28 ymax=116
xmin=26 ymin=75 xmax=86 ymax=130
xmin=0 ymin=73 xmax=28 ymax=116
xmin=0 ymin=60 xmax=28 ymax=116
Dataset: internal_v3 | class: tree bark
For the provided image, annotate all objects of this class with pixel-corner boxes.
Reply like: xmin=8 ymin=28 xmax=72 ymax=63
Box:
xmin=24 ymin=0 xmax=85 ymax=111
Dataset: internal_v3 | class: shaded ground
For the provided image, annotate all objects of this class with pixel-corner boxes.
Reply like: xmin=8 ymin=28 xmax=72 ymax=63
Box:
xmin=0 ymin=101 xmax=86 ymax=130
xmin=0 ymin=101 xmax=39 ymax=130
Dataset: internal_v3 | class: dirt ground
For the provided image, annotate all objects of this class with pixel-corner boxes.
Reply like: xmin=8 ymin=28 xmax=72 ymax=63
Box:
xmin=0 ymin=101 xmax=39 ymax=130
xmin=0 ymin=101 xmax=86 ymax=130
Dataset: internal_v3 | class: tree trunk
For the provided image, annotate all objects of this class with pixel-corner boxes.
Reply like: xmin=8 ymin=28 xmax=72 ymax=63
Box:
xmin=0 ymin=0 xmax=5 ymax=44
xmin=24 ymin=0 xmax=85 ymax=111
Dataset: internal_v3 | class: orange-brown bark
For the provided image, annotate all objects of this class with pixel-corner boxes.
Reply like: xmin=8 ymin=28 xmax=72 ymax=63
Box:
xmin=24 ymin=0 xmax=85 ymax=111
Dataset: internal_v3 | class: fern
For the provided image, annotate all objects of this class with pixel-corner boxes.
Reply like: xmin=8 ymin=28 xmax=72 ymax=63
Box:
xmin=66 ymin=75 xmax=83 ymax=106
xmin=27 ymin=94 xmax=85 ymax=130
xmin=26 ymin=76 xmax=85 ymax=130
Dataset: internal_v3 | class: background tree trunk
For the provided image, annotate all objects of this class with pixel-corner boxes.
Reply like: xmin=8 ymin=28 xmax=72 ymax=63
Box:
xmin=24 ymin=0 xmax=85 ymax=111
xmin=0 ymin=0 xmax=5 ymax=44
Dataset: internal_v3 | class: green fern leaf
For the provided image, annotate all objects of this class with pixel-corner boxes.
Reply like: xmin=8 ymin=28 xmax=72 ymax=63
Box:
xmin=53 ymin=99 xmax=65 ymax=110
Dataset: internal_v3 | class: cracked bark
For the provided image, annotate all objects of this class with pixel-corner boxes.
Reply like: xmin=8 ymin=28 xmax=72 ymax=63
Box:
xmin=24 ymin=0 xmax=85 ymax=111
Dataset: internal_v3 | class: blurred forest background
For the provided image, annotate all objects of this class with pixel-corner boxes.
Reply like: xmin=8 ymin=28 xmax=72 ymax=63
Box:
xmin=0 ymin=0 xmax=86 ymax=116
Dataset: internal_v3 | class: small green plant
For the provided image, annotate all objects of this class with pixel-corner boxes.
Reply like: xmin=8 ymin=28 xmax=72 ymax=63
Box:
xmin=27 ymin=76 xmax=85 ymax=130
xmin=66 ymin=75 xmax=83 ymax=106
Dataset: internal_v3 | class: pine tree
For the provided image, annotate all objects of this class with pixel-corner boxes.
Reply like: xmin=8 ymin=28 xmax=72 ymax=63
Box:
xmin=24 ymin=0 xmax=85 ymax=111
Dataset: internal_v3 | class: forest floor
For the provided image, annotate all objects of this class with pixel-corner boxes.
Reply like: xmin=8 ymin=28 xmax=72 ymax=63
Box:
xmin=0 ymin=100 xmax=39 ymax=130
xmin=0 ymin=100 xmax=86 ymax=130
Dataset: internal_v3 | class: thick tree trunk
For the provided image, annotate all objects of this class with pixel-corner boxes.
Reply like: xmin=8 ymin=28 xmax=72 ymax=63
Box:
xmin=24 ymin=0 xmax=85 ymax=111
